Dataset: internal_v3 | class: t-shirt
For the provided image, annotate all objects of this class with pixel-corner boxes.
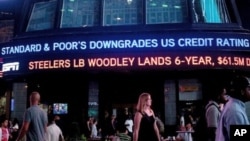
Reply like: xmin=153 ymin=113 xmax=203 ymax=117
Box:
xmin=216 ymin=97 xmax=250 ymax=141
xmin=0 ymin=128 xmax=9 ymax=141
xmin=46 ymin=123 xmax=64 ymax=141
xmin=117 ymin=133 xmax=131 ymax=141
xmin=24 ymin=105 xmax=48 ymax=141
xmin=124 ymin=119 xmax=133 ymax=133
xmin=205 ymin=101 xmax=221 ymax=128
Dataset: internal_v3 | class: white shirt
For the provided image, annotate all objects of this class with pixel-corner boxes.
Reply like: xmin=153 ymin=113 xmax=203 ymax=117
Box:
xmin=124 ymin=119 xmax=133 ymax=133
xmin=91 ymin=124 xmax=98 ymax=138
xmin=46 ymin=123 xmax=64 ymax=141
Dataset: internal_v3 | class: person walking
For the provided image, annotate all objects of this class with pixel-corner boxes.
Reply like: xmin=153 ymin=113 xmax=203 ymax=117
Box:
xmin=0 ymin=118 xmax=10 ymax=141
xmin=46 ymin=115 xmax=64 ymax=141
xmin=124 ymin=113 xmax=133 ymax=139
xmin=215 ymin=75 xmax=250 ymax=141
xmin=205 ymin=84 xmax=228 ymax=141
xmin=133 ymin=92 xmax=161 ymax=141
xmin=16 ymin=91 xmax=48 ymax=141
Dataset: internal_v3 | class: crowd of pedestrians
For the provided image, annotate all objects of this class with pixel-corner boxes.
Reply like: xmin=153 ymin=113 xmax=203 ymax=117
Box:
xmin=1 ymin=75 xmax=250 ymax=141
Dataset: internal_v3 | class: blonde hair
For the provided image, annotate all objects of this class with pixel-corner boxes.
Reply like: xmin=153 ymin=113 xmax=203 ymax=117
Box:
xmin=136 ymin=92 xmax=151 ymax=113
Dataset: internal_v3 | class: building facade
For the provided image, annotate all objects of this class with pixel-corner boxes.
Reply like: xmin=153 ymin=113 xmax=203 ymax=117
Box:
xmin=0 ymin=0 xmax=250 ymax=138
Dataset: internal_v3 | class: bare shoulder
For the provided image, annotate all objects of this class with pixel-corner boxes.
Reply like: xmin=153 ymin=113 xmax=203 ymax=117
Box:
xmin=134 ymin=111 xmax=143 ymax=119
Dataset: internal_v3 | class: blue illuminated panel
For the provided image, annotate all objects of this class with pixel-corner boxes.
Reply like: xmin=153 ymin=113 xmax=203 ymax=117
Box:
xmin=0 ymin=31 xmax=249 ymax=77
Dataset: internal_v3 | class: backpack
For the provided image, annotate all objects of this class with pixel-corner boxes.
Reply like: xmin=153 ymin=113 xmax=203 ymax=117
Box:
xmin=193 ymin=103 xmax=220 ymax=141
xmin=155 ymin=117 xmax=165 ymax=134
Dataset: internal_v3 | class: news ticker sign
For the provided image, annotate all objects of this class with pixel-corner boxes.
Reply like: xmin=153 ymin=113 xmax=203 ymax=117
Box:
xmin=1 ymin=51 xmax=250 ymax=76
xmin=230 ymin=125 xmax=250 ymax=141
xmin=0 ymin=31 xmax=250 ymax=57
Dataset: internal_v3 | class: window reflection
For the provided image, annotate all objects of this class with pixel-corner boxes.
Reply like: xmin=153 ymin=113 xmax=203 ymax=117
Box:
xmin=61 ymin=0 xmax=101 ymax=28
xmin=146 ymin=0 xmax=189 ymax=24
xmin=25 ymin=0 xmax=235 ymax=31
xmin=0 ymin=20 xmax=14 ymax=43
xmin=192 ymin=0 xmax=231 ymax=23
xmin=26 ymin=0 xmax=57 ymax=31
xmin=103 ymin=0 xmax=143 ymax=26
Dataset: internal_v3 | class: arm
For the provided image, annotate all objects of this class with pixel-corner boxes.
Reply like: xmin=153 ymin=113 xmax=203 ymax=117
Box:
xmin=16 ymin=121 xmax=30 ymax=141
xmin=133 ymin=112 xmax=142 ymax=141
xmin=154 ymin=121 xmax=161 ymax=141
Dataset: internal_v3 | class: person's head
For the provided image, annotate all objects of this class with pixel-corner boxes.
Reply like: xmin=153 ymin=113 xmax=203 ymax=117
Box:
xmin=104 ymin=110 xmax=109 ymax=118
xmin=30 ymin=91 xmax=40 ymax=105
xmin=88 ymin=116 xmax=93 ymax=121
xmin=210 ymin=84 xmax=228 ymax=104
xmin=136 ymin=92 xmax=152 ymax=113
xmin=127 ymin=113 xmax=132 ymax=119
xmin=124 ymin=107 xmax=129 ymax=115
xmin=111 ymin=114 xmax=116 ymax=120
xmin=0 ymin=118 xmax=8 ymax=128
xmin=13 ymin=118 xmax=19 ymax=124
xmin=229 ymin=75 xmax=250 ymax=102
xmin=48 ymin=114 xmax=55 ymax=125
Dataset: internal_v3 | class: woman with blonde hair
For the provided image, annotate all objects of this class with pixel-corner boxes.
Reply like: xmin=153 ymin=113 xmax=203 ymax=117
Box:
xmin=133 ymin=93 xmax=161 ymax=141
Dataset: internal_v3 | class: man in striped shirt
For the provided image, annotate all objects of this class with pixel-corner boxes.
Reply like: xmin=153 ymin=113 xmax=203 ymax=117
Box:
xmin=113 ymin=124 xmax=131 ymax=141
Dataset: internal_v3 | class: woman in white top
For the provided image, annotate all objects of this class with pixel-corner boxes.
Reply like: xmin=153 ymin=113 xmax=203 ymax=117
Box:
xmin=90 ymin=118 xmax=99 ymax=138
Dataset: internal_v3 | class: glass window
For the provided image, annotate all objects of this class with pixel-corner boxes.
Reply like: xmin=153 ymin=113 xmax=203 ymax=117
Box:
xmin=103 ymin=0 xmax=143 ymax=26
xmin=26 ymin=0 xmax=57 ymax=31
xmin=146 ymin=0 xmax=188 ymax=24
xmin=61 ymin=0 xmax=101 ymax=28
xmin=0 ymin=20 xmax=14 ymax=43
xmin=192 ymin=0 xmax=231 ymax=23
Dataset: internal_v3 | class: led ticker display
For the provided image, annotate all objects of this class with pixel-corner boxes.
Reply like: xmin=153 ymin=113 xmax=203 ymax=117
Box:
xmin=2 ymin=51 xmax=250 ymax=77
xmin=0 ymin=31 xmax=250 ymax=57
xmin=217 ymin=56 xmax=248 ymax=66
xmin=0 ymin=31 xmax=250 ymax=77
xmin=25 ymin=54 xmax=250 ymax=70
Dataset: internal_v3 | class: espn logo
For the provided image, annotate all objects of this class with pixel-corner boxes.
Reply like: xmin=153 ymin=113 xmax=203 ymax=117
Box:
xmin=230 ymin=125 xmax=250 ymax=141
xmin=2 ymin=62 xmax=19 ymax=72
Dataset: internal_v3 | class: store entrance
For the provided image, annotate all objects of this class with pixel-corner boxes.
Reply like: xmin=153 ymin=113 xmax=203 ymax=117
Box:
xmin=98 ymin=73 xmax=165 ymax=119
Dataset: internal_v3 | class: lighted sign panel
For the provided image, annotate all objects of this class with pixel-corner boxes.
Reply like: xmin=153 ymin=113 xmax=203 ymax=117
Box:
xmin=0 ymin=31 xmax=250 ymax=77
xmin=1 ymin=31 xmax=249 ymax=57
xmin=179 ymin=79 xmax=202 ymax=101
xmin=2 ymin=51 xmax=250 ymax=76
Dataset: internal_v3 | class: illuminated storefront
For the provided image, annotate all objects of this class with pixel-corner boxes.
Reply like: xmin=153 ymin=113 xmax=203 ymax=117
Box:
xmin=0 ymin=0 xmax=250 ymax=137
